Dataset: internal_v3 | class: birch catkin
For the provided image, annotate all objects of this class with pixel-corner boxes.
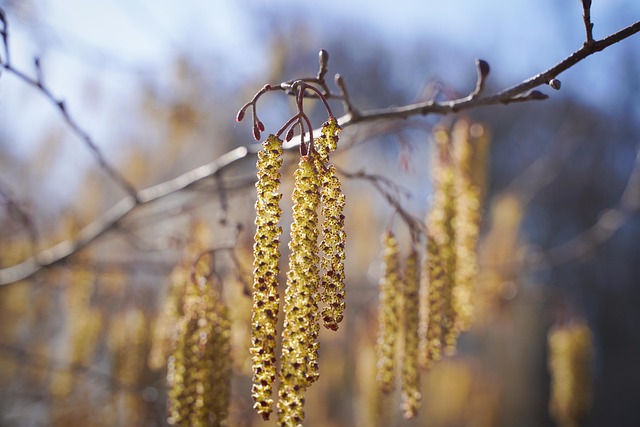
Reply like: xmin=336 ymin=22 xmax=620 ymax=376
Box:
xmin=548 ymin=321 xmax=593 ymax=427
xmin=376 ymin=231 xmax=401 ymax=393
xmin=278 ymin=155 xmax=321 ymax=426
xmin=251 ymin=134 xmax=284 ymax=419
xmin=400 ymin=247 xmax=421 ymax=419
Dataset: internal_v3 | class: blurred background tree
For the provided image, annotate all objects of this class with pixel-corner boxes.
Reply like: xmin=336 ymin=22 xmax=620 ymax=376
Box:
xmin=0 ymin=1 xmax=639 ymax=426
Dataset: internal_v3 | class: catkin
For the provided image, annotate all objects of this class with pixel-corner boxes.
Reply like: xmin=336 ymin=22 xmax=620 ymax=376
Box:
xmin=167 ymin=254 xmax=231 ymax=427
xmin=278 ymin=155 xmax=322 ymax=427
xmin=548 ymin=321 xmax=593 ymax=427
xmin=319 ymin=164 xmax=346 ymax=331
xmin=420 ymin=127 xmax=458 ymax=365
xmin=251 ymin=134 xmax=284 ymax=419
xmin=400 ymin=247 xmax=421 ymax=419
xmin=316 ymin=118 xmax=346 ymax=331
xmin=451 ymin=119 xmax=483 ymax=334
xmin=150 ymin=221 xmax=212 ymax=370
xmin=376 ymin=231 xmax=400 ymax=393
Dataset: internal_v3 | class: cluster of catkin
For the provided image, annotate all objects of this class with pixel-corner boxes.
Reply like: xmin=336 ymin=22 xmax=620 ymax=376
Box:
xmin=251 ymin=117 xmax=346 ymax=425
xmin=375 ymin=119 xmax=488 ymax=419
xmin=548 ymin=320 xmax=593 ymax=427
xmin=151 ymin=222 xmax=232 ymax=427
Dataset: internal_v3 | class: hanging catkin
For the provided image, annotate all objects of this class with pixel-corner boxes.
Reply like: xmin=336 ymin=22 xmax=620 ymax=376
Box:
xmin=400 ymin=247 xmax=421 ymax=418
xmin=251 ymin=134 xmax=284 ymax=419
xmin=278 ymin=155 xmax=322 ymax=426
xmin=376 ymin=231 xmax=401 ymax=393
xmin=548 ymin=320 xmax=593 ymax=427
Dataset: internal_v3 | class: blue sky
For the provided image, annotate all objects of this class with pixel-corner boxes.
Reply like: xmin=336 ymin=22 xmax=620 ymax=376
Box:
xmin=1 ymin=0 xmax=639 ymax=209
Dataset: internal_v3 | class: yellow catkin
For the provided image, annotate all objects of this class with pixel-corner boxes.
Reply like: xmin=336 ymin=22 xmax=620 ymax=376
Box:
xmin=400 ymin=247 xmax=421 ymax=419
xmin=251 ymin=134 xmax=284 ymax=419
xmin=149 ymin=221 xmax=212 ymax=370
xmin=420 ymin=127 xmax=458 ymax=366
xmin=167 ymin=254 xmax=231 ymax=427
xmin=376 ymin=231 xmax=400 ymax=393
xmin=316 ymin=117 xmax=346 ymax=331
xmin=451 ymin=120 xmax=484 ymax=335
xmin=548 ymin=321 xmax=593 ymax=427
xmin=278 ymin=155 xmax=321 ymax=427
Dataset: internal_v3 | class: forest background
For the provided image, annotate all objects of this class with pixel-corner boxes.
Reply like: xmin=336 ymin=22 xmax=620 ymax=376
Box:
xmin=1 ymin=1 xmax=639 ymax=426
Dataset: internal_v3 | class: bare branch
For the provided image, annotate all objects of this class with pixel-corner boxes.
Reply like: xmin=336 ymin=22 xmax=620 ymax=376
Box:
xmin=1 ymin=12 xmax=638 ymax=286
xmin=581 ymin=0 xmax=595 ymax=45
xmin=0 ymin=147 xmax=251 ymax=285
xmin=0 ymin=13 xmax=138 ymax=199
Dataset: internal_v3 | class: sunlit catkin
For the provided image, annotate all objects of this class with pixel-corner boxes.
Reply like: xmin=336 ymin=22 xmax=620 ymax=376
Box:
xmin=316 ymin=118 xmax=346 ymax=331
xmin=167 ymin=254 xmax=231 ymax=427
xmin=548 ymin=321 xmax=593 ymax=427
xmin=251 ymin=134 xmax=284 ymax=419
xmin=150 ymin=221 xmax=212 ymax=370
xmin=376 ymin=231 xmax=400 ymax=393
xmin=420 ymin=127 xmax=458 ymax=365
xmin=451 ymin=120 xmax=484 ymax=334
xmin=278 ymin=155 xmax=321 ymax=427
xmin=401 ymin=247 xmax=421 ymax=419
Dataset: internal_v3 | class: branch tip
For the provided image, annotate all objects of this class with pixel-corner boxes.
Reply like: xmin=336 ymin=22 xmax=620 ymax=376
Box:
xmin=549 ymin=79 xmax=562 ymax=90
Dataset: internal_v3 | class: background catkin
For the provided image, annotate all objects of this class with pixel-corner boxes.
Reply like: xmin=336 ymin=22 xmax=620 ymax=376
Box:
xmin=251 ymin=134 xmax=284 ymax=419
xmin=451 ymin=119 xmax=483 ymax=334
xmin=548 ymin=321 xmax=593 ymax=427
xmin=401 ymin=247 xmax=421 ymax=419
xmin=376 ymin=231 xmax=400 ymax=393
xmin=167 ymin=254 xmax=231 ymax=427
xmin=278 ymin=155 xmax=321 ymax=426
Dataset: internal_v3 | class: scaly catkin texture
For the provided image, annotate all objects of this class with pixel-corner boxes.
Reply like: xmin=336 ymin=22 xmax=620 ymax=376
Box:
xmin=278 ymin=155 xmax=321 ymax=426
xmin=376 ymin=231 xmax=401 ymax=393
xmin=548 ymin=321 xmax=593 ymax=427
xmin=401 ymin=248 xmax=421 ymax=419
xmin=251 ymin=134 xmax=284 ymax=419
xmin=315 ymin=119 xmax=346 ymax=332
xmin=167 ymin=255 xmax=231 ymax=427
xmin=319 ymin=164 xmax=346 ymax=331
xmin=315 ymin=117 xmax=347 ymax=331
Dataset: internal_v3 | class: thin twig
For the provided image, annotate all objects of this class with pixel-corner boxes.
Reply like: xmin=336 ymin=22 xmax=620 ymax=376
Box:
xmin=533 ymin=142 xmax=640 ymax=268
xmin=1 ymin=15 xmax=639 ymax=286
xmin=581 ymin=0 xmax=595 ymax=45
xmin=0 ymin=61 xmax=138 ymax=199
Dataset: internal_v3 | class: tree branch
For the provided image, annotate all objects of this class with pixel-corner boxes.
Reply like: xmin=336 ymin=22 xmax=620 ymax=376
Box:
xmin=1 ymin=14 xmax=638 ymax=286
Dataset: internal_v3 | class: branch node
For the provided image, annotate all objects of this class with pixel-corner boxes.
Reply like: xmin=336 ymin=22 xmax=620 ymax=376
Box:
xmin=581 ymin=0 xmax=595 ymax=45
xmin=471 ymin=59 xmax=490 ymax=98
xmin=335 ymin=73 xmax=359 ymax=120
xmin=548 ymin=78 xmax=562 ymax=90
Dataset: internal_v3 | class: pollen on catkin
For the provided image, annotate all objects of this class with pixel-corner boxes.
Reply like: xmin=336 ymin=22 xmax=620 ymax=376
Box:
xmin=451 ymin=119 xmax=483 ymax=334
xmin=423 ymin=127 xmax=459 ymax=359
xmin=251 ymin=134 xmax=284 ymax=420
xmin=167 ymin=254 xmax=231 ymax=427
xmin=149 ymin=221 xmax=212 ymax=371
xmin=548 ymin=321 xmax=593 ymax=427
xmin=278 ymin=154 xmax=322 ymax=427
xmin=315 ymin=118 xmax=346 ymax=331
xmin=400 ymin=247 xmax=421 ymax=419
xmin=376 ymin=231 xmax=401 ymax=393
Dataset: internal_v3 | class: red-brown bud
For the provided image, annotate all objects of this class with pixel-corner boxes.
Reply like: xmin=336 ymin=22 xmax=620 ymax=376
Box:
xmin=236 ymin=109 xmax=245 ymax=122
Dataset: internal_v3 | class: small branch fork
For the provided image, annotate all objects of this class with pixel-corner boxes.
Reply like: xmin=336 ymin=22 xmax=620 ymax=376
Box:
xmin=236 ymin=49 xmax=337 ymax=156
xmin=0 ymin=7 xmax=639 ymax=285
xmin=0 ymin=11 xmax=138 ymax=200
